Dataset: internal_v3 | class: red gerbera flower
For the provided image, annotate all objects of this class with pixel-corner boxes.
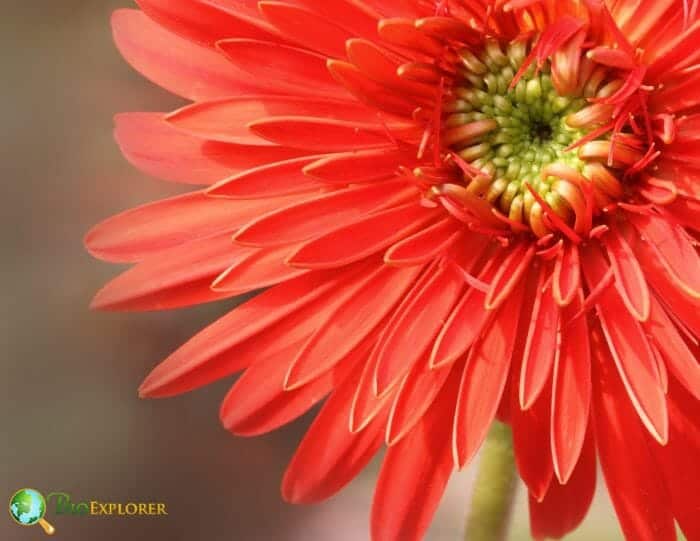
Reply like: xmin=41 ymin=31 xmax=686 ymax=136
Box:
xmin=88 ymin=1 xmax=700 ymax=539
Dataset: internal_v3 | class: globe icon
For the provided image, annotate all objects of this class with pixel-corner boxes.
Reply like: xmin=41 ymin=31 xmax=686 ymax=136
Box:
xmin=8 ymin=488 xmax=55 ymax=535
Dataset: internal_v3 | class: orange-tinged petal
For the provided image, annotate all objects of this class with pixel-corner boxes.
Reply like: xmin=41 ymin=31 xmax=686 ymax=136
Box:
xmin=287 ymin=202 xmax=439 ymax=269
xmin=112 ymin=9 xmax=255 ymax=100
xmin=519 ymin=265 xmax=560 ymax=410
xmin=582 ymin=244 xmax=669 ymax=444
xmin=453 ymin=277 xmax=526 ymax=468
xmin=234 ymin=180 xmax=412 ymax=246
xmin=551 ymin=292 xmax=591 ymax=484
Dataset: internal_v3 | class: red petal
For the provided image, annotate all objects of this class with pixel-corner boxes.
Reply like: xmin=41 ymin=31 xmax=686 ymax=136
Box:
xmin=592 ymin=329 xmax=676 ymax=541
xmin=647 ymin=19 xmax=700 ymax=80
xmin=90 ymin=233 xmax=243 ymax=311
xmin=249 ymin=115 xmax=412 ymax=151
xmin=282 ymin=363 xmax=387 ymax=504
xmin=285 ymin=263 xmax=423 ymax=389
xmin=166 ymin=95 xmax=374 ymax=146
xmin=651 ymin=377 xmax=700 ymax=540
xmin=384 ymin=219 xmax=462 ymax=266
xmin=519 ymin=265 xmax=560 ymax=410
xmin=212 ymin=243 xmax=308 ymax=294
xmin=138 ymin=263 xmax=368 ymax=397
xmin=112 ymin=9 xmax=253 ymax=100
xmin=644 ymin=294 xmax=700 ymax=400
xmin=604 ymin=225 xmax=651 ymax=321
xmin=216 ymin=39 xmax=348 ymax=98
xmin=551 ymin=293 xmax=591 ymax=484
xmin=259 ymin=1 xmax=352 ymax=58
xmin=346 ymin=38 xmax=434 ymax=100
xmin=385 ymin=357 xmax=455 ymax=446
xmin=377 ymin=18 xmax=444 ymax=57
xmin=553 ymin=241 xmax=580 ymax=306
xmin=529 ymin=428 xmax=596 ymax=540
xmin=582 ymin=244 xmax=669 ymax=444
xmin=207 ymin=155 xmax=325 ymax=199
xmin=327 ymin=59 xmax=419 ymax=116
xmin=136 ymin=0 xmax=277 ymax=45
xmin=512 ymin=379 xmax=554 ymax=502
xmin=373 ymin=261 xmax=465 ymax=395
xmin=303 ymin=146 xmax=414 ymax=185
xmin=629 ymin=212 xmax=700 ymax=299
xmin=429 ymin=249 xmax=499 ymax=369
xmin=485 ymin=242 xmax=536 ymax=310
xmin=287 ymin=202 xmax=439 ymax=269
xmin=349 ymin=267 xmax=438 ymax=432
xmin=114 ymin=113 xmax=300 ymax=185
xmin=221 ymin=330 xmax=370 ymax=437
xmin=453 ymin=278 xmax=526 ymax=468
xmin=371 ymin=367 xmax=460 ymax=541
xmin=85 ymin=191 xmax=301 ymax=263
xmin=233 ymin=181 xmax=411 ymax=246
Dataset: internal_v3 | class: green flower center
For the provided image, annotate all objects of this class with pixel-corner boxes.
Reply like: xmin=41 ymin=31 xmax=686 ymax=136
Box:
xmin=442 ymin=39 xmax=596 ymax=234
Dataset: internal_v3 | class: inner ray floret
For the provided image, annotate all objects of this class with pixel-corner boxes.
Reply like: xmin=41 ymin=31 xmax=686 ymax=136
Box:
xmin=424 ymin=37 xmax=647 ymax=238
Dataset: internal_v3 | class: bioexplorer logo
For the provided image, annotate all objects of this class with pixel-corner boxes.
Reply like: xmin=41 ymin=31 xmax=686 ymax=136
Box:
xmin=9 ymin=488 xmax=55 ymax=535
xmin=9 ymin=488 xmax=168 ymax=535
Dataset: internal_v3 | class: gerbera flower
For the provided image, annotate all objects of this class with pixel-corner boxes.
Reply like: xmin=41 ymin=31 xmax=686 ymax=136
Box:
xmin=87 ymin=0 xmax=700 ymax=539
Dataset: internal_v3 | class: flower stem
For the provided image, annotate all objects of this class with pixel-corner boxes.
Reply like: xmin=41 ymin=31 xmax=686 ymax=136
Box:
xmin=464 ymin=422 xmax=518 ymax=541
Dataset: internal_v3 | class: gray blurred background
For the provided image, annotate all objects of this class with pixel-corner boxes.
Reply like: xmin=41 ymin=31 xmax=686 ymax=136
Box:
xmin=0 ymin=1 xmax=624 ymax=539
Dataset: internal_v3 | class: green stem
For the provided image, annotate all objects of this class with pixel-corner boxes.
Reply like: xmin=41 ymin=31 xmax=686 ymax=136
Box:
xmin=464 ymin=422 xmax=518 ymax=541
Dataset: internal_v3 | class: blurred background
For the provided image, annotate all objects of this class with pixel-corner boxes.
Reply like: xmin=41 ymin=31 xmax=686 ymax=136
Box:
xmin=0 ymin=1 xmax=625 ymax=539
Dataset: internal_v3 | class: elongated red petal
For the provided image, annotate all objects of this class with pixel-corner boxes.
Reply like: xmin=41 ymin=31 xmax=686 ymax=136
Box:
xmin=303 ymin=146 xmax=413 ymax=184
xmin=91 ymin=232 xmax=244 ymax=311
xmin=136 ymin=0 xmax=277 ymax=46
xmin=85 ymin=191 xmax=301 ymax=263
xmin=282 ymin=364 xmax=387 ymax=504
xmin=384 ymin=219 xmax=462 ymax=266
xmin=592 ymin=329 xmax=676 ymax=541
xmin=114 ymin=113 xmax=301 ymax=185
xmin=216 ymin=39 xmax=348 ymax=97
xmin=582 ymin=244 xmax=669 ymax=444
xmin=453 ymin=278 xmax=526 ymax=468
xmin=138 ymin=263 xmax=368 ymax=397
xmin=551 ymin=293 xmax=591 ymax=484
xmin=644 ymin=294 xmax=700 ymax=400
xmin=385 ymin=357 xmax=455 ymax=446
xmin=512 ymin=380 xmax=553 ymax=502
xmin=529 ymin=428 xmax=596 ymax=540
xmin=259 ymin=1 xmax=352 ymax=59
xmin=285 ymin=263 xmax=423 ymax=389
xmin=207 ymin=155 xmax=325 ymax=199
xmin=233 ymin=181 xmax=410 ymax=246
xmin=604 ymin=225 xmax=651 ymax=321
xmin=373 ymin=261 xmax=464 ymax=395
xmin=651 ymin=377 xmax=700 ymax=540
xmin=287 ymin=202 xmax=439 ymax=269
xmin=519 ymin=265 xmax=560 ymax=410
xmin=552 ymin=241 xmax=580 ymax=306
xmin=112 ymin=9 xmax=254 ymax=100
xmin=629 ymin=211 xmax=700 ymax=299
xmin=166 ymin=95 xmax=373 ymax=146
xmin=429 ymin=250 xmax=498 ymax=369
xmin=485 ymin=242 xmax=535 ymax=310
xmin=219 ymin=334 xmax=355 ymax=436
xmin=212 ymin=243 xmax=308 ymax=294
xmin=371 ymin=367 xmax=460 ymax=541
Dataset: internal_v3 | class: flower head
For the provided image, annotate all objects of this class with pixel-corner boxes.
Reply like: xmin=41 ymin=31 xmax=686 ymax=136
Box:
xmin=88 ymin=1 xmax=700 ymax=539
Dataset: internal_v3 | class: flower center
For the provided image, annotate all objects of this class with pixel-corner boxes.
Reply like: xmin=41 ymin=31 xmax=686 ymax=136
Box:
xmin=430 ymin=37 xmax=636 ymax=238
